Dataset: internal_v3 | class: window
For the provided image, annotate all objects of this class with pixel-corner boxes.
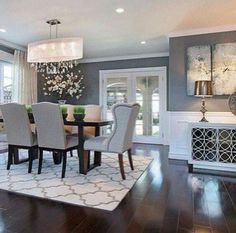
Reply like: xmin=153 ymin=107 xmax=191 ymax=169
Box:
xmin=0 ymin=62 xmax=14 ymax=103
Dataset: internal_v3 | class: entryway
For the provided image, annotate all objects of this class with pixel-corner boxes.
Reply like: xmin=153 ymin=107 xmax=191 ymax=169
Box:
xmin=99 ymin=67 xmax=167 ymax=145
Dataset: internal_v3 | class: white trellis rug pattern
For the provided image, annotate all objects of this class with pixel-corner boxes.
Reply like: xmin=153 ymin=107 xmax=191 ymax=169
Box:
xmin=0 ymin=151 xmax=152 ymax=211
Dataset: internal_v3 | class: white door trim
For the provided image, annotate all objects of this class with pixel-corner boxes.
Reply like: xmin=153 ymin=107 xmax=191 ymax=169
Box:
xmin=99 ymin=66 xmax=168 ymax=145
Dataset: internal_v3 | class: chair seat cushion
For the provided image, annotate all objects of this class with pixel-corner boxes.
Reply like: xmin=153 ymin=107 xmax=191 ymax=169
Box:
xmin=84 ymin=136 xmax=108 ymax=151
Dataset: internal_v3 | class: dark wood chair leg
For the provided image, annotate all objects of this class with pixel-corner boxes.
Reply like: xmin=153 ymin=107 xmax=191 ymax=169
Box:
xmin=61 ymin=151 xmax=67 ymax=178
xmin=94 ymin=151 xmax=101 ymax=166
xmin=83 ymin=151 xmax=89 ymax=175
xmin=13 ymin=147 xmax=19 ymax=164
xmin=94 ymin=126 xmax=102 ymax=166
xmin=118 ymin=153 xmax=126 ymax=180
xmin=7 ymin=145 xmax=13 ymax=170
xmin=70 ymin=151 xmax=73 ymax=157
xmin=28 ymin=148 xmax=34 ymax=173
xmin=188 ymin=164 xmax=193 ymax=173
xmin=127 ymin=149 xmax=134 ymax=170
xmin=38 ymin=149 xmax=43 ymax=174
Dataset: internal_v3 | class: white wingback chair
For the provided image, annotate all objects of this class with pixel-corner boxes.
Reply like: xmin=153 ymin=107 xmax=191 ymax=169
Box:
xmin=1 ymin=103 xmax=38 ymax=173
xmin=84 ymin=103 xmax=140 ymax=179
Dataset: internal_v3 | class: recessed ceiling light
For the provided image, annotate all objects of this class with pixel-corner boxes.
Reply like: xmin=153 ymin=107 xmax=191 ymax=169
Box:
xmin=141 ymin=41 xmax=146 ymax=45
xmin=0 ymin=28 xmax=6 ymax=33
xmin=116 ymin=8 xmax=124 ymax=14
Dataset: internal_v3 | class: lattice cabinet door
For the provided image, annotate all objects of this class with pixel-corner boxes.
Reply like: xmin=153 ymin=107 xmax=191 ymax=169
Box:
xmin=192 ymin=128 xmax=217 ymax=161
xmin=218 ymin=129 xmax=236 ymax=163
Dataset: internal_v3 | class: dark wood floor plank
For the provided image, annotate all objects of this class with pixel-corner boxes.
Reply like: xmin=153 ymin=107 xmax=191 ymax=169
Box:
xmin=0 ymin=144 xmax=235 ymax=233
xmin=194 ymin=225 xmax=212 ymax=233
xmin=223 ymin=180 xmax=236 ymax=210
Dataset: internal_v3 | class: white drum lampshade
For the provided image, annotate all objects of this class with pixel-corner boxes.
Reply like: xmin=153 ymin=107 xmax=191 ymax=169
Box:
xmin=27 ymin=37 xmax=83 ymax=63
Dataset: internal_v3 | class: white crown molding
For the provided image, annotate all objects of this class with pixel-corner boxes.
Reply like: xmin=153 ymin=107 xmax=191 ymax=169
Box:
xmin=79 ymin=52 xmax=169 ymax=64
xmin=0 ymin=39 xmax=26 ymax=52
xmin=168 ymin=25 xmax=236 ymax=38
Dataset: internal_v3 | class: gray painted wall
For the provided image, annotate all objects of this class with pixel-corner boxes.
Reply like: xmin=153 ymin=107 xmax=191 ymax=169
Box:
xmin=169 ymin=30 xmax=236 ymax=112
xmin=38 ymin=57 xmax=169 ymax=104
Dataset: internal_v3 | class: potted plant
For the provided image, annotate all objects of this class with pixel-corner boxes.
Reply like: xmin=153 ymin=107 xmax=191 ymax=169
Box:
xmin=25 ymin=105 xmax=34 ymax=120
xmin=73 ymin=105 xmax=85 ymax=121
xmin=60 ymin=105 xmax=68 ymax=120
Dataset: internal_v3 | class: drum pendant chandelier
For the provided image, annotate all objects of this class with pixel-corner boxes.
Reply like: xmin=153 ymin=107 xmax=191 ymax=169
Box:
xmin=27 ymin=19 xmax=83 ymax=73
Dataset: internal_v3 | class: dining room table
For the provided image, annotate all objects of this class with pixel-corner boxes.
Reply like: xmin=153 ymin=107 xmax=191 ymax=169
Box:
xmin=64 ymin=118 xmax=113 ymax=174
xmin=0 ymin=116 xmax=113 ymax=175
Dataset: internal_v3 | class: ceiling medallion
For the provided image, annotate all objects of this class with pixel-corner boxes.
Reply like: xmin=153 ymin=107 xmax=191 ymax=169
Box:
xmin=27 ymin=19 xmax=83 ymax=74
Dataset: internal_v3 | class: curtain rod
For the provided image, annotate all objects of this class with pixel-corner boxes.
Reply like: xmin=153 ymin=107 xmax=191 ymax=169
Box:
xmin=0 ymin=39 xmax=27 ymax=52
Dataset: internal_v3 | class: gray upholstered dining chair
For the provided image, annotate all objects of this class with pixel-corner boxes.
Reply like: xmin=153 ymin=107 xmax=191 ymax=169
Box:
xmin=84 ymin=103 xmax=140 ymax=179
xmin=32 ymin=102 xmax=79 ymax=178
xmin=0 ymin=103 xmax=38 ymax=173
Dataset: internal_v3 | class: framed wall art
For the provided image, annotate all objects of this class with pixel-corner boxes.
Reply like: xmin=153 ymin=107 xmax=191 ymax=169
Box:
xmin=212 ymin=43 xmax=236 ymax=95
xmin=186 ymin=45 xmax=212 ymax=95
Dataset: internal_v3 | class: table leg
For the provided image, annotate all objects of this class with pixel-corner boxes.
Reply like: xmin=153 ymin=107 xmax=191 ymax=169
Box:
xmin=53 ymin=151 xmax=62 ymax=164
xmin=94 ymin=126 xmax=101 ymax=166
xmin=78 ymin=125 xmax=86 ymax=174
xmin=32 ymin=147 xmax=38 ymax=160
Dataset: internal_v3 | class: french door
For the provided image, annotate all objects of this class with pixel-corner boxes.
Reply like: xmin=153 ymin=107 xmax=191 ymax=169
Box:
xmin=99 ymin=67 xmax=167 ymax=144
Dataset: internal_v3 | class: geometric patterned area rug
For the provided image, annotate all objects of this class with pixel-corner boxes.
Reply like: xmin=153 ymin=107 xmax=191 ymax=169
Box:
xmin=0 ymin=133 xmax=8 ymax=152
xmin=0 ymin=151 xmax=153 ymax=211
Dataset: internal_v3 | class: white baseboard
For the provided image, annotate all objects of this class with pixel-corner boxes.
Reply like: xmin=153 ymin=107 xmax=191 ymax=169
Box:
xmin=168 ymin=152 xmax=189 ymax=160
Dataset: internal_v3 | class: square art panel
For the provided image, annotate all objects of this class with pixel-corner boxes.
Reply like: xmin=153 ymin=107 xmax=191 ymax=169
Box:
xmin=186 ymin=45 xmax=212 ymax=95
xmin=212 ymin=43 xmax=236 ymax=95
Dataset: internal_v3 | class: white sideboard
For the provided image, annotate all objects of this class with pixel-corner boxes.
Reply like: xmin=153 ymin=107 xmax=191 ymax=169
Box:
xmin=168 ymin=111 xmax=236 ymax=160
xmin=188 ymin=122 xmax=236 ymax=172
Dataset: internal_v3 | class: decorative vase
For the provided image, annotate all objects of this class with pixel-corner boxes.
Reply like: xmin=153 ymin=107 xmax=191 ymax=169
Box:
xmin=73 ymin=114 xmax=85 ymax=121
xmin=58 ymin=100 xmax=66 ymax=105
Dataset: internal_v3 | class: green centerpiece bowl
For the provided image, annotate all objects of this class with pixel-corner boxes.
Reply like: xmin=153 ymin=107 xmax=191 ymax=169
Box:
xmin=60 ymin=105 xmax=68 ymax=120
xmin=73 ymin=105 xmax=85 ymax=121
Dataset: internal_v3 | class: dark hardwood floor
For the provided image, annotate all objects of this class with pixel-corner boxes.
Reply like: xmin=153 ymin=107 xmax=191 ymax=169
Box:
xmin=0 ymin=144 xmax=236 ymax=233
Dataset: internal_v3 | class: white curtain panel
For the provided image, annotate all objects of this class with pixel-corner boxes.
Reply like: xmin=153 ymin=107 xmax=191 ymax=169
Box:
xmin=13 ymin=50 xmax=37 ymax=104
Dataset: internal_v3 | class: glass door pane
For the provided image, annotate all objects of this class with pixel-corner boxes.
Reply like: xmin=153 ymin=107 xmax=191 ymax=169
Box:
xmin=103 ymin=76 xmax=129 ymax=135
xmin=135 ymin=75 xmax=160 ymax=142
xmin=105 ymin=77 xmax=129 ymax=120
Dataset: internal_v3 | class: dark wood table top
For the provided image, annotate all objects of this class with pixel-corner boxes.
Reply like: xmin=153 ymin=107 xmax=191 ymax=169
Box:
xmin=0 ymin=117 xmax=113 ymax=127
xmin=64 ymin=119 xmax=113 ymax=127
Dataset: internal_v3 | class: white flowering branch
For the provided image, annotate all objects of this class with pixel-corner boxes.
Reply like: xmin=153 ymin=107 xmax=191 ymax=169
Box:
xmin=43 ymin=71 xmax=85 ymax=99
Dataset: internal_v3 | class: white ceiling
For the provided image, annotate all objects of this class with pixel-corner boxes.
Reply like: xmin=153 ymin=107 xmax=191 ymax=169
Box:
xmin=1 ymin=0 xmax=236 ymax=59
